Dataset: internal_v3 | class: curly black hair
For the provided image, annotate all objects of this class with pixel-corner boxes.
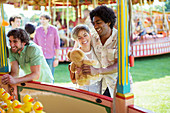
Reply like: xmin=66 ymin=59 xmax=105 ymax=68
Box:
xmin=90 ymin=5 xmax=116 ymax=29
xmin=7 ymin=28 xmax=30 ymax=45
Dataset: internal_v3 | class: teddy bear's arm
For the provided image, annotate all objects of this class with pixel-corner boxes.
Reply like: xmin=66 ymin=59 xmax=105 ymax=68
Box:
xmin=66 ymin=51 xmax=71 ymax=61
xmin=70 ymin=62 xmax=76 ymax=73
xmin=68 ymin=64 xmax=77 ymax=84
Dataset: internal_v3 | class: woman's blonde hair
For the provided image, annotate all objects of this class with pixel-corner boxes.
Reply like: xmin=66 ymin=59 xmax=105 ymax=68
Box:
xmin=71 ymin=24 xmax=90 ymax=41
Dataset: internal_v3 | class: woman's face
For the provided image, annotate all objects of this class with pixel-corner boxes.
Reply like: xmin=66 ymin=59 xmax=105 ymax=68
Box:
xmin=77 ymin=30 xmax=91 ymax=48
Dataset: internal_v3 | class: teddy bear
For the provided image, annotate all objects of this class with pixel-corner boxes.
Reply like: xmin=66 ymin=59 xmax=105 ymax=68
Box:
xmin=67 ymin=49 xmax=99 ymax=86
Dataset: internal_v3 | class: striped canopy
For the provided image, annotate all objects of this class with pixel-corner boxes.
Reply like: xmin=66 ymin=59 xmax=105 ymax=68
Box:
xmin=0 ymin=0 xmax=8 ymax=3
xmin=3 ymin=0 xmax=168 ymax=7
xmin=5 ymin=0 xmax=116 ymax=6
xmin=132 ymin=0 xmax=144 ymax=5
xmin=158 ymin=0 xmax=167 ymax=2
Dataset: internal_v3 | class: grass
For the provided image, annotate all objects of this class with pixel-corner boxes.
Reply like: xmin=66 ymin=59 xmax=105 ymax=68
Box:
xmin=54 ymin=53 xmax=170 ymax=113
xmin=130 ymin=53 xmax=170 ymax=113
xmin=133 ymin=76 xmax=170 ymax=113
xmin=54 ymin=62 xmax=71 ymax=83
xmin=130 ymin=54 xmax=170 ymax=82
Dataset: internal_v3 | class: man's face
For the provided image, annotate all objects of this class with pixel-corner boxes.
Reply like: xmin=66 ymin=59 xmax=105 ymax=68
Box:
xmin=40 ymin=17 xmax=49 ymax=26
xmin=9 ymin=36 xmax=25 ymax=54
xmin=12 ymin=18 xmax=21 ymax=28
xmin=92 ymin=16 xmax=110 ymax=37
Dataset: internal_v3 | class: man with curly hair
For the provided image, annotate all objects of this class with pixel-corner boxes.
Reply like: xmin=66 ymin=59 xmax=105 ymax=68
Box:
xmin=79 ymin=5 xmax=118 ymax=98
xmin=80 ymin=5 xmax=133 ymax=99
xmin=1 ymin=28 xmax=54 ymax=85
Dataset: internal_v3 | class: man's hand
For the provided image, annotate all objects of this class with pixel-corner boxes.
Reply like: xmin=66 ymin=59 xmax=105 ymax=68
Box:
xmin=81 ymin=64 xmax=99 ymax=75
xmin=1 ymin=74 xmax=17 ymax=85
xmin=53 ymin=59 xmax=59 ymax=67
xmin=75 ymin=66 xmax=82 ymax=75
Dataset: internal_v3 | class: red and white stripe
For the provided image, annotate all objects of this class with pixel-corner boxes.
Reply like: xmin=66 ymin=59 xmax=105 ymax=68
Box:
xmin=59 ymin=40 xmax=170 ymax=62
xmin=59 ymin=47 xmax=73 ymax=62
xmin=130 ymin=41 xmax=170 ymax=57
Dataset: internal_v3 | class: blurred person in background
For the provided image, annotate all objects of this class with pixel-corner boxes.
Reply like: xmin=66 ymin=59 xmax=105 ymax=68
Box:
xmin=25 ymin=22 xmax=36 ymax=40
xmin=33 ymin=13 xmax=60 ymax=82
xmin=6 ymin=15 xmax=22 ymax=47
xmin=9 ymin=15 xmax=22 ymax=29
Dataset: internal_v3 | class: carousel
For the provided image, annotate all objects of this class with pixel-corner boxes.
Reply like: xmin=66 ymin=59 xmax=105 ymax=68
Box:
xmin=0 ymin=0 xmax=168 ymax=113
xmin=129 ymin=0 xmax=170 ymax=58
xmin=45 ymin=0 xmax=170 ymax=61
xmin=3 ymin=0 xmax=170 ymax=61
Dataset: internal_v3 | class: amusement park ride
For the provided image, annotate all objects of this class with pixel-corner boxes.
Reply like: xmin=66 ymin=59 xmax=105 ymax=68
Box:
xmin=0 ymin=0 xmax=169 ymax=113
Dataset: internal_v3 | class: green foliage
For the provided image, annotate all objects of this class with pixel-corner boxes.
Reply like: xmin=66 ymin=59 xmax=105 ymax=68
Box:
xmin=30 ymin=14 xmax=39 ymax=23
xmin=153 ymin=5 xmax=163 ymax=12
xmin=19 ymin=13 xmax=24 ymax=17
xmin=165 ymin=1 xmax=170 ymax=12
xmin=153 ymin=1 xmax=170 ymax=12
xmin=55 ymin=7 xmax=76 ymax=22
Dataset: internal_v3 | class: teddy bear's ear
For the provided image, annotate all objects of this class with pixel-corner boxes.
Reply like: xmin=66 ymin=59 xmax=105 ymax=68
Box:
xmin=67 ymin=51 xmax=71 ymax=61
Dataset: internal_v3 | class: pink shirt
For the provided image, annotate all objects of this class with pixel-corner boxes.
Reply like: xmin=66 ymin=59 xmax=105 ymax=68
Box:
xmin=34 ymin=25 xmax=60 ymax=59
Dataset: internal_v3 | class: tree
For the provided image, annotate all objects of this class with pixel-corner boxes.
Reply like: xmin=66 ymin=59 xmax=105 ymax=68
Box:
xmin=165 ymin=1 xmax=170 ymax=12
xmin=30 ymin=14 xmax=39 ymax=24
xmin=154 ymin=5 xmax=163 ymax=12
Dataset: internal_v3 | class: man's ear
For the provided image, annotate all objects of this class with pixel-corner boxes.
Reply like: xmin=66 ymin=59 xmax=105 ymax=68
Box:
xmin=48 ymin=19 xmax=51 ymax=23
xmin=22 ymin=42 xmax=26 ymax=46
xmin=11 ymin=21 xmax=14 ymax=26
xmin=107 ymin=22 xmax=111 ymax=26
